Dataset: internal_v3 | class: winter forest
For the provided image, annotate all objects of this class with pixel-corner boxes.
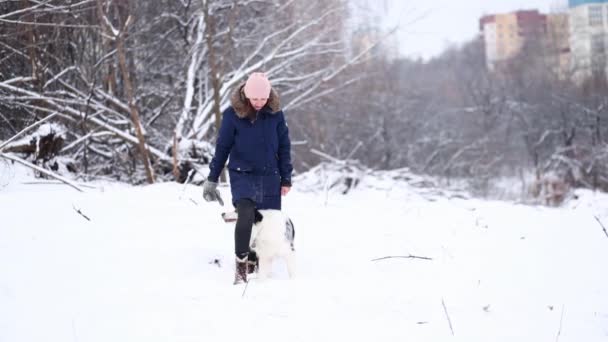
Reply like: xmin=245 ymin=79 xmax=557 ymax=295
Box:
xmin=2 ymin=0 xmax=607 ymax=202
xmin=2 ymin=1 xmax=608 ymax=341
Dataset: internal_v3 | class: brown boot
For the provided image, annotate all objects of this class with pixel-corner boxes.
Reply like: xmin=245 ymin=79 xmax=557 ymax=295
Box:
xmin=234 ymin=256 xmax=248 ymax=285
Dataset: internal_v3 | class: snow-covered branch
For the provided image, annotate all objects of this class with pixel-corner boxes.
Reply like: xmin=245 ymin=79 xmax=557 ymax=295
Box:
xmin=0 ymin=112 xmax=60 ymax=151
xmin=0 ymin=152 xmax=84 ymax=192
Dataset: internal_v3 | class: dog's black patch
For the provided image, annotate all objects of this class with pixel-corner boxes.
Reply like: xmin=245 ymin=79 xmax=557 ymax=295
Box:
xmin=253 ymin=209 xmax=264 ymax=224
xmin=247 ymin=251 xmax=258 ymax=274
xmin=285 ymin=218 xmax=295 ymax=251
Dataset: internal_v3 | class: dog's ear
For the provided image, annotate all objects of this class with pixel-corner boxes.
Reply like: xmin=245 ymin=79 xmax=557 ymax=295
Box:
xmin=254 ymin=210 xmax=264 ymax=224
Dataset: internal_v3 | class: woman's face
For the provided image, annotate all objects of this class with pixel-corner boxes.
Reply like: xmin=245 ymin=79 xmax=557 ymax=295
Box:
xmin=249 ymin=97 xmax=268 ymax=111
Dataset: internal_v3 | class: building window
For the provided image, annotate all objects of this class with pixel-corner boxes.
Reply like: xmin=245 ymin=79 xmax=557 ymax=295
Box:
xmin=591 ymin=34 xmax=605 ymax=55
xmin=589 ymin=5 xmax=603 ymax=26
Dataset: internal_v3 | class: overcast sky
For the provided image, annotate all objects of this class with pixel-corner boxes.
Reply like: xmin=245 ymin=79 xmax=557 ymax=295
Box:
xmin=361 ymin=0 xmax=569 ymax=59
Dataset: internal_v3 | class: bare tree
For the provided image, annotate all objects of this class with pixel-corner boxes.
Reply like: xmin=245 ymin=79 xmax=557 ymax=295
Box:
xmin=0 ymin=0 xmax=363 ymax=184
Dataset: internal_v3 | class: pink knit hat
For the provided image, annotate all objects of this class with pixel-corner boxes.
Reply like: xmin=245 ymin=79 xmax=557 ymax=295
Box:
xmin=243 ymin=72 xmax=271 ymax=99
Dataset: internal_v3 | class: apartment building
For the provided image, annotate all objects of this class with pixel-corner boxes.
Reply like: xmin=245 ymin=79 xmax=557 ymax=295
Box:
xmin=479 ymin=10 xmax=547 ymax=70
xmin=568 ymin=0 xmax=608 ymax=80
xmin=546 ymin=13 xmax=571 ymax=78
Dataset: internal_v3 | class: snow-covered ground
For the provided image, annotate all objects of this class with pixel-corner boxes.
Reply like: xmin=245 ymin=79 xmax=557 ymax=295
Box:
xmin=1 ymin=162 xmax=607 ymax=342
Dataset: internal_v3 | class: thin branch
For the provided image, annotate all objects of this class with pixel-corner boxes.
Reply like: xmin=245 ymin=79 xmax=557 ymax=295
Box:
xmin=441 ymin=298 xmax=455 ymax=336
xmin=43 ymin=66 xmax=77 ymax=89
xmin=594 ymin=215 xmax=608 ymax=239
xmin=241 ymin=280 xmax=249 ymax=298
xmin=0 ymin=0 xmax=94 ymax=19
xmin=0 ymin=0 xmax=51 ymax=20
xmin=310 ymin=148 xmax=343 ymax=163
xmin=0 ymin=18 xmax=99 ymax=29
xmin=0 ymin=112 xmax=19 ymax=135
xmin=21 ymin=181 xmax=97 ymax=189
xmin=346 ymin=141 xmax=363 ymax=160
xmin=284 ymin=75 xmax=363 ymax=111
xmin=371 ymin=255 xmax=433 ymax=262
xmin=1 ymin=76 xmax=35 ymax=85
xmin=283 ymin=25 xmax=400 ymax=111
xmin=59 ymin=131 xmax=96 ymax=153
xmin=72 ymin=205 xmax=91 ymax=221
xmin=555 ymin=304 xmax=565 ymax=342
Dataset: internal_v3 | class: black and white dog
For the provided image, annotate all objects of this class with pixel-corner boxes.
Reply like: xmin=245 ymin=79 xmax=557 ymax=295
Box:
xmin=222 ymin=209 xmax=296 ymax=280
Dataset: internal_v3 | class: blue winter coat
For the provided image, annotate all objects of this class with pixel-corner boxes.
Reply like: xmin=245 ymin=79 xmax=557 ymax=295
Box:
xmin=208 ymin=84 xmax=293 ymax=210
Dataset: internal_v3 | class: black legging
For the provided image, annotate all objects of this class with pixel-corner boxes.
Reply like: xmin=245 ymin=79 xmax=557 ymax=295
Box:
xmin=235 ymin=198 xmax=256 ymax=259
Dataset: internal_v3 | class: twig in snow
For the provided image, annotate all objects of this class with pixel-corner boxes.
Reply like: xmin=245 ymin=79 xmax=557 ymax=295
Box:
xmin=555 ymin=304 xmax=565 ymax=342
xmin=241 ymin=281 xmax=249 ymax=298
xmin=594 ymin=215 xmax=608 ymax=239
xmin=72 ymin=205 xmax=91 ymax=221
xmin=179 ymin=168 xmax=201 ymax=202
xmin=441 ymin=298 xmax=455 ymax=336
xmin=371 ymin=255 xmax=433 ymax=262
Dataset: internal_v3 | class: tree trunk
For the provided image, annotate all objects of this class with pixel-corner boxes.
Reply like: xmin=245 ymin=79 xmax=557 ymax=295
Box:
xmin=203 ymin=1 xmax=225 ymax=182
xmin=116 ymin=15 xmax=155 ymax=184
xmin=21 ymin=0 xmax=38 ymax=82
xmin=203 ymin=2 xmax=222 ymax=134
xmin=95 ymin=0 xmax=118 ymax=96
xmin=172 ymin=134 xmax=180 ymax=180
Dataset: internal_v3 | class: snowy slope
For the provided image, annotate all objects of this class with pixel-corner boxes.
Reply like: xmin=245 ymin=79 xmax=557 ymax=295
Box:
xmin=1 ymin=162 xmax=607 ymax=342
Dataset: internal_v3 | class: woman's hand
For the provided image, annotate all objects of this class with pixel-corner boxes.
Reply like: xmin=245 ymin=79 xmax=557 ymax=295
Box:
xmin=202 ymin=180 xmax=224 ymax=206
xmin=281 ymin=186 xmax=291 ymax=196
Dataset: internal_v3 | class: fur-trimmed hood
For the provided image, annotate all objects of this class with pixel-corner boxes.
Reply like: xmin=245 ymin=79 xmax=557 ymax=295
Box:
xmin=230 ymin=82 xmax=281 ymax=118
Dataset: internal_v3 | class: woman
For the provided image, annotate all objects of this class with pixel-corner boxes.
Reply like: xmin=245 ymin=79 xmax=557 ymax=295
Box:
xmin=202 ymin=72 xmax=293 ymax=284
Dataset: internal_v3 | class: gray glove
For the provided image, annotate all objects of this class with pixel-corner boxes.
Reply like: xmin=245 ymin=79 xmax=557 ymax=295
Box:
xmin=202 ymin=180 xmax=224 ymax=206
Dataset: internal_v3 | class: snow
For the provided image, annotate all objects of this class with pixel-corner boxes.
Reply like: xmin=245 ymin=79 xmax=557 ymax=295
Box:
xmin=1 ymin=162 xmax=607 ymax=342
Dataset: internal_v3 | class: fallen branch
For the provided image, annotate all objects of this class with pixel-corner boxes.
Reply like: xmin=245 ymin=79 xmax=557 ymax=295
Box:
xmin=21 ymin=181 xmax=97 ymax=189
xmin=310 ymin=148 xmax=342 ymax=163
xmin=441 ymin=298 xmax=455 ymax=336
xmin=371 ymin=255 xmax=433 ymax=262
xmin=594 ymin=215 xmax=608 ymax=239
xmin=72 ymin=205 xmax=91 ymax=221
xmin=0 ymin=152 xmax=84 ymax=192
